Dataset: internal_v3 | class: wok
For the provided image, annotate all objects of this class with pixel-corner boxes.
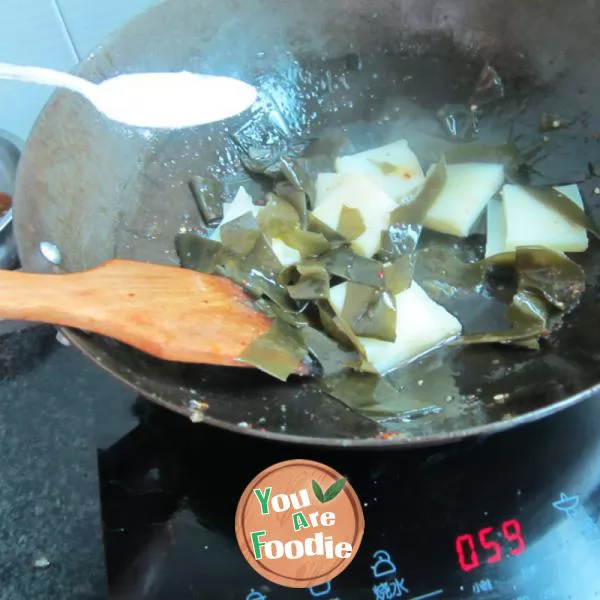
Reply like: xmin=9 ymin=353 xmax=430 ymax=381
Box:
xmin=11 ymin=0 xmax=600 ymax=447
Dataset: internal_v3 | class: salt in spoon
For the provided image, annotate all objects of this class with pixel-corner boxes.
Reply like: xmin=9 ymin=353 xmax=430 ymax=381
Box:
xmin=0 ymin=62 xmax=258 ymax=129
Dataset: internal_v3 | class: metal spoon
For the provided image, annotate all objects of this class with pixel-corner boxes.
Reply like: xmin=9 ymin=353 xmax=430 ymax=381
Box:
xmin=0 ymin=62 xmax=257 ymax=129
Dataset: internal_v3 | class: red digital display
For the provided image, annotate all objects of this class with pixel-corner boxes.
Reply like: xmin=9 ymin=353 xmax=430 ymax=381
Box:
xmin=455 ymin=519 xmax=526 ymax=572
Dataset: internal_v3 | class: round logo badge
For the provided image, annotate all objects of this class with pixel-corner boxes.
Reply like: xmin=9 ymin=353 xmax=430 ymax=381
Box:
xmin=235 ymin=459 xmax=364 ymax=588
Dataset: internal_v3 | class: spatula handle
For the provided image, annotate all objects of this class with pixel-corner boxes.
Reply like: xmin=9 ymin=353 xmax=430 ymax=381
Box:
xmin=0 ymin=260 xmax=273 ymax=366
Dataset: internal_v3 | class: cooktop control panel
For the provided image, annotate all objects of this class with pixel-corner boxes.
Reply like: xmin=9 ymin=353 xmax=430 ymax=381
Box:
xmin=100 ymin=393 xmax=600 ymax=600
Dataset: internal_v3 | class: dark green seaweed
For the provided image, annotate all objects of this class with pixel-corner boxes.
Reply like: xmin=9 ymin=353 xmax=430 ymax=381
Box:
xmin=337 ymin=205 xmax=366 ymax=241
xmin=274 ymin=180 xmax=308 ymax=228
xmin=280 ymin=229 xmax=331 ymax=258
xmin=341 ymin=283 xmax=397 ymax=342
xmin=175 ymin=231 xmax=230 ymax=274
xmin=416 ymin=246 xmax=585 ymax=347
xmin=281 ymin=261 xmax=331 ymax=301
xmin=316 ymin=247 xmax=385 ymax=288
xmin=256 ymin=196 xmax=300 ymax=238
xmin=238 ymin=319 xmax=307 ymax=381
xmin=384 ymin=255 xmax=415 ymax=295
xmin=318 ymin=372 xmax=442 ymax=418
xmin=189 ymin=175 xmax=224 ymax=226
xmin=378 ymin=158 xmax=447 ymax=258
xmin=300 ymin=327 xmax=360 ymax=377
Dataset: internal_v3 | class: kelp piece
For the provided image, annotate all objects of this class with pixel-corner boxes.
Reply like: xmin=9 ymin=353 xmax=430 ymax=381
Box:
xmin=418 ymin=246 xmax=586 ymax=347
xmin=237 ymin=145 xmax=286 ymax=178
xmin=393 ymin=159 xmax=447 ymax=225
xmin=274 ymin=180 xmax=308 ymax=228
xmin=317 ymin=371 xmax=441 ymax=418
xmin=470 ymin=64 xmax=505 ymax=107
xmin=235 ymin=235 xmax=289 ymax=307
xmin=465 ymin=289 xmax=552 ymax=350
xmin=300 ymin=326 xmax=360 ymax=376
xmin=253 ymin=296 xmax=311 ymax=329
xmin=280 ymin=156 xmax=317 ymax=209
xmin=384 ymin=255 xmax=415 ymax=295
xmin=415 ymin=245 xmax=484 ymax=291
xmin=219 ymin=211 xmax=263 ymax=256
xmin=280 ymin=261 xmax=331 ymax=301
xmin=316 ymin=298 xmax=369 ymax=360
xmin=437 ymin=104 xmax=478 ymax=141
xmin=213 ymin=212 xmax=292 ymax=309
xmin=341 ymin=282 xmax=397 ymax=342
xmin=175 ymin=228 xmax=284 ymax=306
xmin=379 ymin=159 xmax=447 ymax=257
xmin=316 ymin=247 xmax=385 ymax=288
xmin=508 ymin=247 xmax=585 ymax=312
xmin=189 ymin=175 xmax=224 ymax=226
xmin=237 ymin=318 xmax=308 ymax=381
xmin=256 ymin=195 xmax=300 ymax=238
xmin=175 ymin=231 xmax=231 ymax=273
xmin=337 ymin=205 xmax=366 ymax=241
xmin=378 ymin=224 xmax=421 ymax=263
xmin=280 ymin=229 xmax=331 ymax=258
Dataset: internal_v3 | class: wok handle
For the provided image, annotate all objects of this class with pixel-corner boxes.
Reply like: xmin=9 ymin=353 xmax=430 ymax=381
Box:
xmin=0 ymin=259 xmax=273 ymax=367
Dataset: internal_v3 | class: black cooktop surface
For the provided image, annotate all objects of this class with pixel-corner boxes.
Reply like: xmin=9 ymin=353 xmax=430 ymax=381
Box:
xmin=98 ymin=388 xmax=600 ymax=600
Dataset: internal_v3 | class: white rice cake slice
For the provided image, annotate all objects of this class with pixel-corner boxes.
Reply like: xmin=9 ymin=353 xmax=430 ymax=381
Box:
xmin=329 ymin=280 xmax=462 ymax=375
xmin=311 ymin=172 xmax=397 ymax=258
xmin=210 ymin=186 xmax=260 ymax=241
xmin=485 ymin=196 xmax=508 ymax=258
xmin=335 ymin=140 xmax=425 ymax=201
xmin=423 ymin=163 xmax=505 ymax=237
xmin=314 ymin=173 xmax=346 ymax=208
xmin=501 ymin=183 xmax=589 ymax=253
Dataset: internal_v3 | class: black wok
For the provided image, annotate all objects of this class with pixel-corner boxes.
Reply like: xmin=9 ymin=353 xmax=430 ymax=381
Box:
xmin=11 ymin=0 xmax=600 ymax=447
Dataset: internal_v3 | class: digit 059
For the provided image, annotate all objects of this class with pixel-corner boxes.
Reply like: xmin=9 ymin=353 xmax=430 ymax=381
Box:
xmin=455 ymin=519 xmax=526 ymax=572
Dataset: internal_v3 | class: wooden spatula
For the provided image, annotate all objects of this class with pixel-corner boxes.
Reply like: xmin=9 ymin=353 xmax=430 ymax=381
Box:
xmin=0 ymin=258 xmax=310 ymax=373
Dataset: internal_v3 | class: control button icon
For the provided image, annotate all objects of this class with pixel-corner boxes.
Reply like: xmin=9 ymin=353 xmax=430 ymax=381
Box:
xmin=309 ymin=582 xmax=332 ymax=597
xmin=552 ymin=492 xmax=580 ymax=517
xmin=371 ymin=550 xmax=397 ymax=578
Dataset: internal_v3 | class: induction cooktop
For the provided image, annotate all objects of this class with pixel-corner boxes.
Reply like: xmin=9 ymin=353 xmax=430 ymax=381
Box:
xmin=97 ymin=392 xmax=600 ymax=600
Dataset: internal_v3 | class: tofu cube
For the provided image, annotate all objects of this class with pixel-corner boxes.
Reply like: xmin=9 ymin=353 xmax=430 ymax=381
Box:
xmin=335 ymin=140 xmax=425 ymax=201
xmin=311 ymin=172 xmax=397 ymax=257
xmin=423 ymin=163 xmax=505 ymax=238
xmin=329 ymin=280 xmax=462 ymax=374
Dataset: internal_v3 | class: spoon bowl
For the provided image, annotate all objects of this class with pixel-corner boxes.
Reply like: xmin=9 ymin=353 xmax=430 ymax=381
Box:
xmin=92 ymin=72 xmax=258 ymax=129
xmin=0 ymin=63 xmax=257 ymax=129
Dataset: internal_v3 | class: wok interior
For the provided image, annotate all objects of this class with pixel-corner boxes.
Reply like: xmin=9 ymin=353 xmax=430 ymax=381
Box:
xmin=13 ymin=0 xmax=600 ymax=445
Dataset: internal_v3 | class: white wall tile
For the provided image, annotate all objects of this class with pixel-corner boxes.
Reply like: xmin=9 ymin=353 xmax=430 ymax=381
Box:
xmin=0 ymin=0 xmax=78 ymax=142
xmin=56 ymin=0 xmax=160 ymax=60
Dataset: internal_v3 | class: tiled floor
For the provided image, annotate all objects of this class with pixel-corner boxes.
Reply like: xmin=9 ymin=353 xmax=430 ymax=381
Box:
xmin=0 ymin=0 xmax=158 ymax=143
